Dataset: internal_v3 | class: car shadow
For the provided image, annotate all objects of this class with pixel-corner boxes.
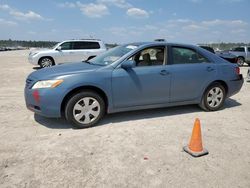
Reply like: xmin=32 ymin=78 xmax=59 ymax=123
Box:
xmin=240 ymin=64 xmax=249 ymax=67
xmin=34 ymin=98 xmax=241 ymax=129
xmin=99 ymin=105 xmax=200 ymax=126
xmin=33 ymin=66 xmax=41 ymax=70
xmin=34 ymin=114 xmax=72 ymax=129
xmin=222 ymin=98 xmax=241 ymax=109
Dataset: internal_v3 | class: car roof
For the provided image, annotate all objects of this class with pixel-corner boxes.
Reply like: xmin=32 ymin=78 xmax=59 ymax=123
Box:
xmin=125 ymin=41 xmax=197 ymax=48
xmin=62 ymin=39 xmax=103 ymax=43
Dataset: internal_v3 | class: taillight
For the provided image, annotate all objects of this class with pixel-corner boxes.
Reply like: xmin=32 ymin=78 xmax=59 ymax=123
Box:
xmin=235 ymin=67 xmax=240 ymax=75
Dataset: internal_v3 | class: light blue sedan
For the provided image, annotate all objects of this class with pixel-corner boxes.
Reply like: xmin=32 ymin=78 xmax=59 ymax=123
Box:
xmin=25 ymin=42 xmax=243 ymax=128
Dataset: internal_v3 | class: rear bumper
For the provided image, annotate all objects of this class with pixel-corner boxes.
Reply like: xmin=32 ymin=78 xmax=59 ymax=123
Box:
xmin=227 ymin=74 xmax=244 ymax=97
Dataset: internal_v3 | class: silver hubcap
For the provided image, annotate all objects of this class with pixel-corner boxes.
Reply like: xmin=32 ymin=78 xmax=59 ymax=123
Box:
xmin=73 ymin=97 xmax=100 ymax=124
xmin=41 ymin=58 xmax=53 ymax=67
xmin=207 ymin=87 xmax=223 ymax=108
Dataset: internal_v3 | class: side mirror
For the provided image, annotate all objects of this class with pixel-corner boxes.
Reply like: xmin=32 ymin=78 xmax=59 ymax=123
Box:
xmin=56 ymin=46 xmax=62 ymax=51
xmin=121 ymin=60 xmax=136 ymax=69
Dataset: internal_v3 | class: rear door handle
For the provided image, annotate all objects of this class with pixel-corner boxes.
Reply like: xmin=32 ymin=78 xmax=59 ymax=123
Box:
xmin=206 ymin=67 xmax=215 ymax=72
xmin=160 ymin=70 xmax=170 ymax=75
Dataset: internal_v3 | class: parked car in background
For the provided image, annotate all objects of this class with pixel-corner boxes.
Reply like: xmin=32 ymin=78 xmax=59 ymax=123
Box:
xmin=215 ymin=51 xmax=238 ymax=64
xmin=28 ymin=39 xmax=107 ymax=68
xmin=199 ymin=46 xmax=238 ymax=64
xmin=228 ymin=46 xmax=250 ymax=66
xmin=25 ymin=42 xmax=243 ymax=128
xmin=0 ymin=47 xmax=5 ymax=51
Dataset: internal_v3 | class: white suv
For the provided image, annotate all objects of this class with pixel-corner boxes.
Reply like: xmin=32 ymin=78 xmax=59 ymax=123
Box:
xmin=28 ymin=39 xmax=107 ymax=68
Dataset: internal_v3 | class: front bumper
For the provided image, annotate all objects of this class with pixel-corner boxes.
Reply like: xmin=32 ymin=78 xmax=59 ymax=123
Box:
xmin=25 ymin=83 xmax=66 ymax=118
xmin=28 ymin=56 xmax=39 ymax=65
xmin=227 ymin=74 xmax=244 ymax=97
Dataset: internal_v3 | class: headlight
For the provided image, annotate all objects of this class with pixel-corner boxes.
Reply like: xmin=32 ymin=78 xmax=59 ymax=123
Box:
xmin=32 ymin=80 xmax=63 ymax=89
xmin=30 ymin=52 xmax=38 ymax=56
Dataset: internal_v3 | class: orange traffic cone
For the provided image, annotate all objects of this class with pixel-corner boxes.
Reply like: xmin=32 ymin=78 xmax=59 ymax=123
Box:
xmin=183 ymin=118 xmax=208 ymax=157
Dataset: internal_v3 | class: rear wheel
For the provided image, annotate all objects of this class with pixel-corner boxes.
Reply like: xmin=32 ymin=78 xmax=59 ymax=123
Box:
xmin=65 ymin=91 xmax=105 ymax=129
xmin=199 ymin=83 xmax=226 ymax=111
xmin=237 ymin=57 xmax=245 ymax=66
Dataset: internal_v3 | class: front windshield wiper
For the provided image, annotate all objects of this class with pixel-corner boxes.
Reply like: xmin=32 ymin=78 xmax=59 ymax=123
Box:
xmin=83 ymin=60 xmax=92 ymax=64
xmin=82 ymin=60 xmax=105 ymax=66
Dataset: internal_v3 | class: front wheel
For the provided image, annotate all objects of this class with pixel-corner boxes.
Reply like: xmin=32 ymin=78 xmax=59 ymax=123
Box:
xmin=39 ymin=57 xmax=54 ymax=68
xmin=65 ymin=91 xmax=105 ymax=128
xmin=199 ymin=83 xmax=226 ymax=111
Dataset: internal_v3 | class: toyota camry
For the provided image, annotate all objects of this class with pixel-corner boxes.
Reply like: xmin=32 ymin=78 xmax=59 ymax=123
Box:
xmin=25 ymin=41 xmax=243 ymax=128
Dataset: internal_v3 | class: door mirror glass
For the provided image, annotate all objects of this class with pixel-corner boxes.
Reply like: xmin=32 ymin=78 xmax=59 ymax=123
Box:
xmin=121 ymin=60 xmax=136 ymax=69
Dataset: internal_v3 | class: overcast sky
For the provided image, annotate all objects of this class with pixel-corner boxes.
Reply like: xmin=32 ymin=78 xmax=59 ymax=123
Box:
xmin=0 ymin=0 xmax=249 ymax=44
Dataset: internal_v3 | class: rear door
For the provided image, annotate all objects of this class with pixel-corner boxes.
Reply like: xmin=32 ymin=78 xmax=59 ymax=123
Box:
xmin=72 ymin=41 xmax=101 ymax=61
xmin=168 ymin=46 xmax=217 ymax=102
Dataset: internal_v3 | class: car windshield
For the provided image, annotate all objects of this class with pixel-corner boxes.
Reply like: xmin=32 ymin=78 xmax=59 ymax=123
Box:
xmin=88 ymin=45 xmax=138 ymax=66
xmin=52 ymin=43 xmax=60 ymax=49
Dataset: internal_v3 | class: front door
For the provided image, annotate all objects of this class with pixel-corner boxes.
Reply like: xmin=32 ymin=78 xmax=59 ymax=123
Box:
xmin=112 ymin=46 xmax=171 ymax=108
xmin=56 ymin=42 xmax=74 ymax=64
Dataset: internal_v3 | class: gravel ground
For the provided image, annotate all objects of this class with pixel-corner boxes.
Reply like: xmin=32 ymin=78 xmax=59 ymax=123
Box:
xmin=0 ymin=50 xmax=250 ymax=188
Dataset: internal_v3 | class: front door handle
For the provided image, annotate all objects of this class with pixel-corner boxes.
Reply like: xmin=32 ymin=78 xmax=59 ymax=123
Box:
xmin=160 ymin=70 xmax=170 ymax=75
xmin=206 ymin=67 xmax=215 ymax=72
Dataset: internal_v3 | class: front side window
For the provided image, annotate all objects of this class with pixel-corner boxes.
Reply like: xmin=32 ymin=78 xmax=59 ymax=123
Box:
xmin=129 ymin=47 xmax=165 ymax=67
xmin=171 ymin=47 xmax=209 ymax=64
xmin=60 ymin=42 xmax=72 ymax=50
xmin=247 ymin=47 xmax=250 ymax=52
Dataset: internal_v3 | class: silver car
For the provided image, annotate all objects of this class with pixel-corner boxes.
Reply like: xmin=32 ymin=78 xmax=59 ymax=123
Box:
xmin=28 ymin=39 xmax=107 ymax=68
xmin=229 ymin=46 xmax=250 ymax=66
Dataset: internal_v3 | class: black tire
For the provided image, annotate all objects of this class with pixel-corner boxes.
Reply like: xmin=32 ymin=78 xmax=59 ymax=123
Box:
xmin=237 ymin=57 xmax=245 ymax=66
xmin=199 ymin=83 xmax=226 ymax=111
xmin=39 ymin=57 xmax=54 ymax=68
xmin=65 ymin=90 xmax=105 ymax=129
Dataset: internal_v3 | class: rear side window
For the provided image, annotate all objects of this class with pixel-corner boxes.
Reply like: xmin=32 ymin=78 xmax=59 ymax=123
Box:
xmin=171 ymin=47 xmax=209 ymax=64
xmin=233 ymin=47 xmax=244 ymax=52
xmin=72 ymin=42 xmax=100 ymax=50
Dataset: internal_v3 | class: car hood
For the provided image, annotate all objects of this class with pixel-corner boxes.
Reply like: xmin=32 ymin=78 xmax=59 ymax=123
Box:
xmin=29 ymin=62 xmax=102 ymax=79
xmin=29 ymin=48 xmax=54 ymax=55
